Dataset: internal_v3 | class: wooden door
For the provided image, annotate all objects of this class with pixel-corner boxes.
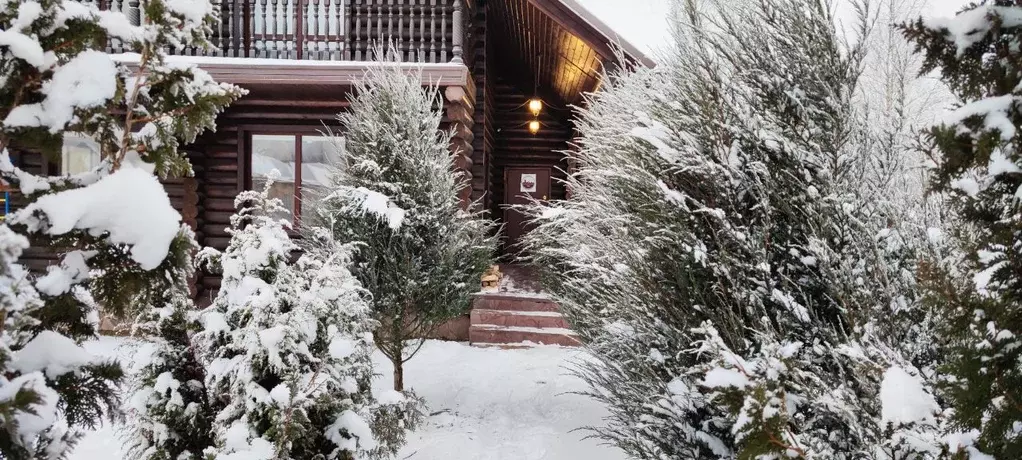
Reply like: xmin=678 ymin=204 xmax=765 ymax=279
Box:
xmin=504 ymin=167 xmax=552 ymax=254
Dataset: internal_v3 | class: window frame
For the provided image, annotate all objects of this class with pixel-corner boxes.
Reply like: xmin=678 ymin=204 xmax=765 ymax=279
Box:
xmin=243 ymin=125 xmax=340 ymax=226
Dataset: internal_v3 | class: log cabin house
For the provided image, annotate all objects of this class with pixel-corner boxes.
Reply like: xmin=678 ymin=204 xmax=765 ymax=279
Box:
xmin=11 ymin=0 xmax=653 ymax=345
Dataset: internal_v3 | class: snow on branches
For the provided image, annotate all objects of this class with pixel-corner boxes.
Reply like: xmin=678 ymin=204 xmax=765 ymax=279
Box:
xmin=312 ymin=56 xmax=496 ymax=393
xmin=0 ymin=0 xmax=241 ymax=457
xmin=193 ymin=183 xmax=419 ymax=460
xmin=901 ymin=1 xmax=1022 ymax=457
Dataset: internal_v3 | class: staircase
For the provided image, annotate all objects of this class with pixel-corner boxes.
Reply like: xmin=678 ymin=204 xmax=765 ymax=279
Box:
xmin=469 ymin=293 xmax=580 ymax=347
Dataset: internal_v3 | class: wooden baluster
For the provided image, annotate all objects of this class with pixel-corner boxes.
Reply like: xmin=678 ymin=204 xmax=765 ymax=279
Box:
xmin=451 ymin=0 xmax=462 ymax=63
xmin=396 ymin=0 xmax=404 ymax=60
xmin=418 ymin=0 xmax=426 ymax=62
xmin=353 ymin=0 xmax=362 ymax=60
xmin=372 ymin=0 xmax=380 ymax=57
xmin=245 ymin=0 xmax=256 ymax=57
xmin=258 ymin=0 xmax=268 ymax=57
xmin=375 ymin=0 xmax=383 ymax=54
xmin=286 ymin=0 xmax=294 ymax=58
xmin=277 ymin=0 xmax=287 ymax=58
xmin=109 ymin=0 xmax=122 ymax=52
xmin=331 ymin=0 xmax=341 ymax=60
xmin=439 ymin=0 xmax=446 ymax=62
xmin=407 ymin=0 xmax=416 ymax=62
xmin=215 ymin=0 xmax=226 ymax=55
xmin=386 ymin=0 xmax=393 ymax=52
xmin=222 ymin=0 xmax=233 ymax=56
xmin=429 ymin=0 xmax=436 ymax=63
xmin=267 ymin=0 xmax=277 ymax=57
xmin=311 ymin=0 xmax=321 ymax=59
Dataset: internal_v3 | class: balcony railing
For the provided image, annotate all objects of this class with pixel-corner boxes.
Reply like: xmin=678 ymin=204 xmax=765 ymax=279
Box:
xmin=91 ymin=0 xmax=465 ymax=63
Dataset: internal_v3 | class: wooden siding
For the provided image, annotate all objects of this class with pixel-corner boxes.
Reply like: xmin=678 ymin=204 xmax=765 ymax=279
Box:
xmin=468 ymin=0 xmax=492 ymax=208
xmin=489 ymin=76 xmax=572 ymax=224
xmin=188 ymin=88 xmax=465 ymax=303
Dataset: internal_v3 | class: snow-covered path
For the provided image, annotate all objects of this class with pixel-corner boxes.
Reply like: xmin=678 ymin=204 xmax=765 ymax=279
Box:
xmin=72 ymin=337 xmax=625 ymax=460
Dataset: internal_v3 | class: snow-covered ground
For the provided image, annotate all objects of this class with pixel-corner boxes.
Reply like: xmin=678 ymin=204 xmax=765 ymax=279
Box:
xmin=72 ymin=337 xmax=624 ymax=460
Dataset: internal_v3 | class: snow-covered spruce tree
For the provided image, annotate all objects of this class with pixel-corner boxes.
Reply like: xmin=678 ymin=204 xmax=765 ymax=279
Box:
xmin=0 ymin=0 xmax=241 ymax=457
xmin=195 ymin=183 xmax=416 ymax=460
xmin=314 ymin=60 xmax=496 ymax=392
xmin=900 ymin=2 xmax=1022 ymax=457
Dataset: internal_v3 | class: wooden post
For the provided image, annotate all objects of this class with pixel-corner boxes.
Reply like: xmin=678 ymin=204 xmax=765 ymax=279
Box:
xmin=296 ymin=0 xmax=305 ymax=59
xmin=445 ymin=84 xmax=475 ymax=209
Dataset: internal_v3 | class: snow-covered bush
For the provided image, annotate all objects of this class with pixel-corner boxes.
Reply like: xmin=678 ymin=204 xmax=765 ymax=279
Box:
xmin=0 ymin=0 xmax=241 ymax=456
xmin=194 ymin=183 xmax=418 ymax=460
xmin=313 ymin=57 xmax=497 ymax=391
xmin=522 ymin=0 xmax=937 ymax=457
xmin=899 ymin=2 xmax=1022 ymax=457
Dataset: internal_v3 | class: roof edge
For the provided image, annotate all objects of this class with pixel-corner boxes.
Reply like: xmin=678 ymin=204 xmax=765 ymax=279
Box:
xmin=537 ymin=0 xmax=657 ymax=68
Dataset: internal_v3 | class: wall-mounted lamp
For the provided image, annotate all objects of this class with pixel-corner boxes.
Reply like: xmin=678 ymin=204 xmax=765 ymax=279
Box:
xmin=528 ymin=98 xmax=543 ymax=117
xmin=528 ymin=120 xmax=541 ymax=135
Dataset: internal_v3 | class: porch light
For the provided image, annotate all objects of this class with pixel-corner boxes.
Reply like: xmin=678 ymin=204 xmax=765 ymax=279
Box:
xmin=528 ymin=98 xmax=543 ymax=116
xmin=528 ymin=120 xmax=541 ymax=135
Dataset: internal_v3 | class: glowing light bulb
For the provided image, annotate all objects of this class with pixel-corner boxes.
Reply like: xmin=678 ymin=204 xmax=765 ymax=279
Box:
xmin=528 ymin=98 xmax=543 ymax=116
xmin=528 ymin=120 xmax=541 ymax=134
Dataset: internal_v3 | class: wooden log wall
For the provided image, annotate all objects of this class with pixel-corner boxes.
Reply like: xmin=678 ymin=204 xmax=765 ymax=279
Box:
xmin=489 ymin=76 xmax=572 ymax=219
xmin=189 ymin=87 xmax=462 ymax=304
xmin=469 ymin=0 xmax=492 ymax=209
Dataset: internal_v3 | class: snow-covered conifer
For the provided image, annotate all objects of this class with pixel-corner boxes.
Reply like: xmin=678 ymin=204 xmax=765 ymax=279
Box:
xmin=0 ymin=0 xmax=240 ymax=457
xmin=899 ymin=2 xmax=1022 ymax=456
xmin=522 ymin=0 xmax=933 ymax=457
xmin=520 ymin=4 xmax=754 ymax=456
xmin=195 ymin=183 xmax=415 ymax=460
xmin=313 ymin=56 xmax=497 ymax=391
xmin=121 ymin=225 xmax=215 ymax=460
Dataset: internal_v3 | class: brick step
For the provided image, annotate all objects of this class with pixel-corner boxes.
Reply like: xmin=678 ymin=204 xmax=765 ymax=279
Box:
xmin=469 ymin=325 xmax=581 ymax=347
xmin=471 ymin=309 xmax=570 ymax=329
xmin=472 ymin=294 xmax=560 ymax=313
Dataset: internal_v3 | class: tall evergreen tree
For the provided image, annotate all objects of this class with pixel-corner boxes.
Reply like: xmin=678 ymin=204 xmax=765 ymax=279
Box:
xmin=194 ymin=183 xmax=416 ymax=460
xmin=313 ymin=59 xmax=497 ymax=391
xmin=0 ymin=0 xmax=241 ymax=457
xmin=901 ymin=1 xmax=1022 ymax=457
xmin=523 ymin=0 xmax=926 ymax=457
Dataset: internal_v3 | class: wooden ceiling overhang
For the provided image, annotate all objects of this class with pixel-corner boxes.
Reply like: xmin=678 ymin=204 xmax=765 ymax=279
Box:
xmin=111 ymin=54 xmax=472 ymax=101
xmin=488 ymin=0 xmax=655 ymax=106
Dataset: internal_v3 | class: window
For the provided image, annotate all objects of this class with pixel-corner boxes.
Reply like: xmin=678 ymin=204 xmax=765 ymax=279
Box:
xmin=61 ymin=133 xmax=102 ymax=175
xmin=249 ymin=133 xmax=343 ymax=224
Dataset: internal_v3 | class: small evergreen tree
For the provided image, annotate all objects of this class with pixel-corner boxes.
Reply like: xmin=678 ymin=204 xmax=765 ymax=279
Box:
xmin=195 ymin=183 xmax=416 ymax=460
xmin=900 ymin=1 xmax=1022 ymax=457
xmin=314 ymin=59 xmax=496 ymax=391
xmin=0 ymin=0 xmax=241 ymax=457
xmin=121 ymin=226 xmax=216 ymax=460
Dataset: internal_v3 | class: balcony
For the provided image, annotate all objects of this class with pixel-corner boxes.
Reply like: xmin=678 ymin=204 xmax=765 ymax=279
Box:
xmin=93 ymin=0 xmax=466 ymax=64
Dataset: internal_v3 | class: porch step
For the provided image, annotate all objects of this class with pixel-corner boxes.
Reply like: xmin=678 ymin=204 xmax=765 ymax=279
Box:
xmin=469 ymin=325 xmax=581 ymax=347
xmin=470 ymin=309 xmax=570 ymax=329
xmin=469 ymin=293 xmax=579 ymax=347
xmin=472 ymin=293 xmax=560 ymax=312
